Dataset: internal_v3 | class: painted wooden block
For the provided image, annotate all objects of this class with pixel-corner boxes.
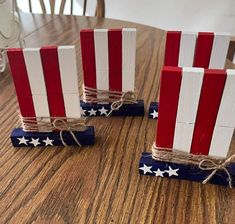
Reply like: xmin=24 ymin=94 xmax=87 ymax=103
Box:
xmin=148 ymin=102 xmax=159 ymax=119
xmin=178 ymin=31 xmax=197 ymax=67
xmin=190 ymin=69 xmax=226 ymax=155
xmin=58 ymin=46 xmax=79 ymax=94
xmin=209 ymin=33 xmax=230 ymax=69
xmin=209 ymin=70 xmax=235 ymax=158
xmin=156 ymin=66 xmax=182 ymax=149
xmin=80 ymin=28 xmax=138 ymax=109
xmin=7 ymin=49 xmax=36 ymax=118
xmin=80 ymin=100 xmax=144 ymax=117
xmin=11 ymin=127 xmax=95 ymax=147
xmin=150 ymin=32 xmax=230 ymax=119
xmin=173 ymin=67 xmax=203 ymax=152
xmin=173 ymin=123 xmax=195 ymax=153
xmin=209 ymin=126 xmax=234 ymax=158
xmin=94 ymin=29 xmax=109 ymax=101
xmin=193 ymin=32 xmax=214 ymax=68
xmin=143 ymin=67 xmax=235 ymax=187
xmin=164 ymin=31 xmax=181 ymax=66
xmin=7 ymin=46 xmax=95 ymax=148
xmin=164 ymin=31 xmax=230 ymax=69
xmin=139 ymin=152 xmax=235 ymax=187
xmin=122 ymin=28 xmax=136 ymax=92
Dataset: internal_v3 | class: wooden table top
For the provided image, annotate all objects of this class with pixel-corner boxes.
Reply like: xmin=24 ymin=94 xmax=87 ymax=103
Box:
xmin=0 ymin=13 xmax=235 ymax=224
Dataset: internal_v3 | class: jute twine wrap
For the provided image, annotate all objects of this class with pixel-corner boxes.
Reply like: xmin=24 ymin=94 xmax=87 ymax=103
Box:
xmin=151 ymin=143 xmax=235 ymax=188
xmin=20 ymin=116 xmax=87 ymax=147
xmin=82 ymin=85 xmax=138 ymax=116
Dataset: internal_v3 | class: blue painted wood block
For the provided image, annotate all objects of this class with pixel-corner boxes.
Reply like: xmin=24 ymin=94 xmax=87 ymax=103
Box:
xmin=148 ymin=102 xmax=159 ymax=119
xmin=80 ymin=100 xmax=144 ymax=116
xmin=139 ymin=152 xmax=235 ymax=187
xmin=11 ymin=127 xmax=95 ymax=147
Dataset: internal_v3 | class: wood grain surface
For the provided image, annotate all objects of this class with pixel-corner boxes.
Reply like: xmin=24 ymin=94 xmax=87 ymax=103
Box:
xmin=0 ymin=13 xmax=235 ymax=224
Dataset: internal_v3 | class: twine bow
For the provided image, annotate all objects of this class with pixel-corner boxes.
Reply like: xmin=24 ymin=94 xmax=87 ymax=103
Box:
xmin=151 ymin=143 xmax=235 ymax=188
xmin=199 ymin=154 xmax=235 ymax=188
xmin=82 ymin=85 xmax=138 ymax=117
xmin=106 ymin=91 xmax=137 ymax=116
xmin=20 ymin=115 xmax=87 ymax=147
xmin=52 ymin=118 xmax=87 ymax=147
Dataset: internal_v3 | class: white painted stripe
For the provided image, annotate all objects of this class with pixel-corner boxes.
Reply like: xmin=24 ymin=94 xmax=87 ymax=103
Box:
xmin=209 ymin=69 xmax=235 ymax=158
xmin=178 ymin=31 xmax=197 ymax=67
xmin=23 ymin=48 xmax=47 ymax=95
xmin=122 ymin=28 xmax=136 ymax=92
xmin=215 ymin=69 xmax=235 ymax=127
xmin=173 ymin=123 xmax=194 ymax=153
xmin=23 ymin=48 xmax=51 ymax=130
xmin=209 ymin=126 xmax=234 ymax=158
xmin=176 ymin=67 xmax=204 ymax=123
xmin=63 ymin=93 xmax=81 ymax=118
xmin=58 ymin=46 xmax=79 ymax=93
xmin=122 ymin=70 xmax=135 ymax=92
xmin=32 ymin=94 xmax=51 ymax=131
xmin=173 ymin=67 xmax=203 ymax=153
xmin=209 ymin=33 xmax=230 ymax=69
xmin=94 ymin=29 xmax=109 ymax=99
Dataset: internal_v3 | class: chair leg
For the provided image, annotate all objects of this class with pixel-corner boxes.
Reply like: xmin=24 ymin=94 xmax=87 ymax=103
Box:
xmin=95 ymin=0 xmax=105 ymax=18
xmin=227 ymin=41 xmax=235 ymax=64
xmin=29 ymin=0 xmax=32 ymax=13
xmin=70 ymin=0 xmax=73 ymax=15
xmin=83 ymin=0 xmax=87 ymax=16
xmin=39 ymin=0 xmax=46 ymax=13
xmin=59 ymin=0 xmax=66 ymax=14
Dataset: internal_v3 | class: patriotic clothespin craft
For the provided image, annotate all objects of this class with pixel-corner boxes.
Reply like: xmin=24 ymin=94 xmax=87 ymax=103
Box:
xmin=79 ymin=28 xmax=144 ymax=117
xmin=7 ymin=46 xmax=95 ymax=147
xmin=149 ymin=31 xmax=231 ymax=119
xmin=140 ymin=66 xmax=235 ymax=187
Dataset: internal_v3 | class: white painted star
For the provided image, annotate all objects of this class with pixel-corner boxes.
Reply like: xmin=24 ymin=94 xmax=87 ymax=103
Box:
xmin=150 ymin=110 xmax=158 ymax=119
xmin=17 ymin=136 xmax=29 ymax=145
xmin=165 ymin=166 xmax=179 ymax=177
xmin=42 ymin=137 xmax=54 ymax=146
xmin=88 ymin=108 xmax=97 ymax=116
xmin=80 ymin=107 xmax=86 ymax=116
xmin=139 ymin=164 xmax=153 ymax=174
xmin=99 ymin=107 xmax=108 ymax=115
xmin=29 ymin=138 xmax=40 ymax=147
xmin=154 ymin=168 xmax=165 ymax=177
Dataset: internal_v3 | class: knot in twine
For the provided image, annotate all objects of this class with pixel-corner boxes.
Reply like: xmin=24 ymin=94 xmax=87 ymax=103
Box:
xmin=199 ymin=155 xmax=235 ymax=188
xmin=106 ymin=91 xmax=137 ymax=116
xmin=20 ymin=115 xmax=87 ymax=147
xmin=52 ymin=118 xmax=87 ymax=147
xmin=82 ymin=85 xmax=138 ymax=116
xmin=151 ymin=143 xmax=235 ymax=188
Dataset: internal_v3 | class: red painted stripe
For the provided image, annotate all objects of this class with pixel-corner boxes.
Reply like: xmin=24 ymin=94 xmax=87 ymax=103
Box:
xmin=193 ymin=32 xmax=214 ymax=68
xmin=164 ymin=31 xmax=181 ymax=66
xmin=7 ymin=49 xmax=36 ymax=118
xmin=80 ymin=29 xmax=97 ymax=89
xmin=190 ymin=69 xmax=226 ymax=155
xmin=108 ymin=29 xmax=122 ymax=91
xmin=40 ymin=46 xmax=66 ymax=117
xmin=156 ymin=66 xmax=182 ymax=148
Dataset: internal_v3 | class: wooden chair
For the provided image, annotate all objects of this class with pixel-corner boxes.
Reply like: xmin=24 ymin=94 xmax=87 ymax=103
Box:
xmin=15 ymin=0 xmax=105 ymax=17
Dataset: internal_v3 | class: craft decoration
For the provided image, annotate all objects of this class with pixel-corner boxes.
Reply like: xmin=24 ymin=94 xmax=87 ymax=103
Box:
xmin=140 ymin=66 xmax=235 ymax=187
xmin=80 ymin=28 xmax=144 ymax=117
xmin=149 ymin=31 xmax=231 ymax=119
xmin=7 ymin=46 xmax=95 ymax=147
